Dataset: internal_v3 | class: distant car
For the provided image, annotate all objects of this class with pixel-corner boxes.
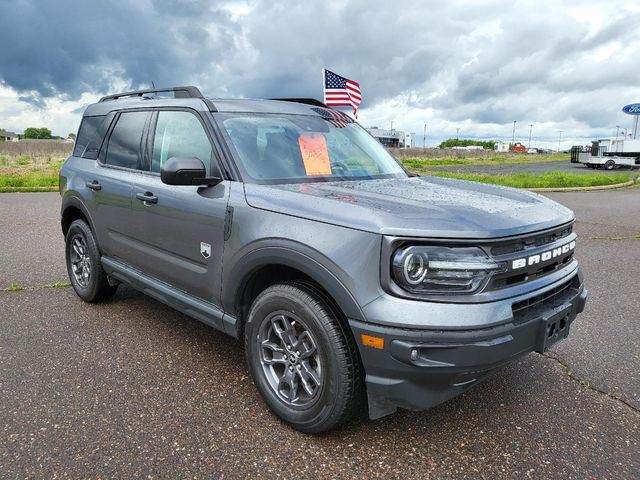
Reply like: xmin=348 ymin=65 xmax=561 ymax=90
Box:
xmin=527 ymin=148 xmax=538 ymax=154
xmin=59 ymin=86 xmax=588 ymax=433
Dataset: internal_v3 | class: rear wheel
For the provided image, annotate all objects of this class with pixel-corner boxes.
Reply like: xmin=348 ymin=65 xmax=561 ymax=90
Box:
xmin=65 ymin=219 xmax=117 ymax=302
xmin=244 ymin=282 xmax=363 ymax=433
xmin=604 ymin=160 xmax=615 ymax=170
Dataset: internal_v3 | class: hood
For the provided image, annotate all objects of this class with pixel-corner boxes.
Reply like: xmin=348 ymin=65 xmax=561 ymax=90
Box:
xmin=243 ymin=176 xmax=575 ymax=239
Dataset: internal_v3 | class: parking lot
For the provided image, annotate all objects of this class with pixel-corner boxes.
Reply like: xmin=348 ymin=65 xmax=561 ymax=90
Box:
xmin=1 ymin=191 xmax=638 ymax=478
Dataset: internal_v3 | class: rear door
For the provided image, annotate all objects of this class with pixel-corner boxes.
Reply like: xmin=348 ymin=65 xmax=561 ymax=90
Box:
xmin=90 ymin=110 xmax=151 ymax=260
xmin=128 ymin=109 xmax=229 ymax=303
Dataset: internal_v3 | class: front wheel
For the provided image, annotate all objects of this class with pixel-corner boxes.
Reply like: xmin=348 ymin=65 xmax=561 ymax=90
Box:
xmin=244 ymin=282 xmax=364 ymax=433
xmin=604 ymin=160 xmax=615 ymax=170
xmin=65 ymin=219 xmax=118 ymax=302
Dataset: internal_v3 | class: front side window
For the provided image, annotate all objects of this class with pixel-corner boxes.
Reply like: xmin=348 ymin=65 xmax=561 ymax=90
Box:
xmin=105 ymin=111 xmax=148 ymax=170
xmin=151 ymin=111 xmax=212 ymax=175
xmin=215 ymin=110 xmax=407 ymax=183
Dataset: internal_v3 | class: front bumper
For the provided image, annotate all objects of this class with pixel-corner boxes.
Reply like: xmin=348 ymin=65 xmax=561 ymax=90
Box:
xmin=349 ymin=270 xmax=588 ymax=419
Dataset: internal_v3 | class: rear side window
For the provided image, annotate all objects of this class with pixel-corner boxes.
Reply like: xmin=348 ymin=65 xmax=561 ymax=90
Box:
xmin=151 ymin=111 xmax=212 ymax=175
xmin=105 ymin=111 xmax=149 ymax=170
xmin=73 ymin=114 xmax=113 ymax=159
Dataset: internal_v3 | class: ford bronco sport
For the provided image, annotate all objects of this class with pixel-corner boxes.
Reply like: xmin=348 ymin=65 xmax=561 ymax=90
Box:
xmin=60 ymin=86 xmax=587 ymax=433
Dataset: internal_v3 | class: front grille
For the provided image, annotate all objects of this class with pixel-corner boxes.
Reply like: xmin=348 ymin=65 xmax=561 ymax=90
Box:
xmin=483 ymin=224 xmax=576 ymax=292
xmin=489 ymin=252 xmax=574 ymax=290
xmin=511 ymin=276 xmax=579 ymax=324
xmin=491 ymin=225 xmax=572 ymax=256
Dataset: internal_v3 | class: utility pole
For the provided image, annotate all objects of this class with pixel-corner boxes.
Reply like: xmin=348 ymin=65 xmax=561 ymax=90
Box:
xmin=557 ymin=130 xmax=563 ymax=152
xmin=423 ymin=123 xmax=427 ymax=151
xmin=456 ymin=127 xmax=460 ymax=141
xmin=528 ymin=124 xmax=533 ymax=149
xmin=616 ymin=125 xmax=620 ymax=139
xmin=512 ymin=120 xmax=517 ymax=144
xmin=390 ymin=120 xmax=393 ymax=131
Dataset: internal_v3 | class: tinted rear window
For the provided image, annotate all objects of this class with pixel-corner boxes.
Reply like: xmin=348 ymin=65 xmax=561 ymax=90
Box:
xmin=73 ymin=114 xmax=113 ymax=159
xmin=105 ymin=111 xmax=149 ymax=170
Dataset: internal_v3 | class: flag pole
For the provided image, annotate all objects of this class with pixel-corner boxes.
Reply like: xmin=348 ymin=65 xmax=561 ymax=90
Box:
xmin=322 ymin=68 xmax=326 ymax=104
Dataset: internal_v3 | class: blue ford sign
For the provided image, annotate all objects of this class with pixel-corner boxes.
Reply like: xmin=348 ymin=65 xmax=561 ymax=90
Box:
xmin=622 ymin=103 xmax=640 ymax=115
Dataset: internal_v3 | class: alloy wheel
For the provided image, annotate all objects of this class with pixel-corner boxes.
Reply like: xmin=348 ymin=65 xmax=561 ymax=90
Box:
xmin=69 ymin=234 xmax=91 ymax=289
xmin=257 ymin=311 xmax=323 ymax=407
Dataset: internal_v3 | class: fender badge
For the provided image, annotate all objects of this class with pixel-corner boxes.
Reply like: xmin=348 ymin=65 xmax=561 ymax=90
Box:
xmin=200 ymin=242 xmax=211 ymax=259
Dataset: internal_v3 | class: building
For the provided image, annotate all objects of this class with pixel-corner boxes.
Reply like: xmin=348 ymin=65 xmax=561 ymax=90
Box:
xmin=494 ymin=141 xmax=510 ymax=153
xmin=0 ymin=130 xmax=19 ymax=142
xmin=452 ymin=145 xmax=484 ymax=151
xmin=367 ymin=127 xmax=415 ymax=148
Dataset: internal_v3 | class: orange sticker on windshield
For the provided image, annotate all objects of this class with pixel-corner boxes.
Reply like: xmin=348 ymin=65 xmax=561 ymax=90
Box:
xmin=298 ymin=133 xmax=331 ymax=176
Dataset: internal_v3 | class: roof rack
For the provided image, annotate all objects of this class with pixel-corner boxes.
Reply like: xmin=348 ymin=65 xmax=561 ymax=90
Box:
xmin=99 ymin=85 xmax=217 ymax=111
xmin=99 ymin=86 xmax=205 ymax=102
xmin=270 ymin=98 xmax=328 ymax=108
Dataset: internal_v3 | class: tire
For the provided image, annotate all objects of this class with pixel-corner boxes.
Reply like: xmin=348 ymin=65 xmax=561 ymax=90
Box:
xmin=244 ymin=281 xmax=364 ymax=433
xmin=604 ymin=160 xmax=615 ymax=170
xmin=65 ymin=219 xmax=117 ymax=302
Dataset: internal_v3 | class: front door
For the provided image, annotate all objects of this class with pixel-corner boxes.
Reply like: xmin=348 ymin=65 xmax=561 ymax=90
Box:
xmin=128 ymin=109 xmax=229 ymax=303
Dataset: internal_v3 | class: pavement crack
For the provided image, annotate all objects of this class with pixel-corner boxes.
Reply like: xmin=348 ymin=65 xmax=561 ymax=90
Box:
xmin=542 ymin=351 xmax=640 ymax=414
xmin=0 ymin=281 xmax=71 ymax=292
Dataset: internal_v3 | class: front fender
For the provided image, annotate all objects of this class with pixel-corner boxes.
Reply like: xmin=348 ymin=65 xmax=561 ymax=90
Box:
xmin=221 ymin=239 xmax=367 ymax=329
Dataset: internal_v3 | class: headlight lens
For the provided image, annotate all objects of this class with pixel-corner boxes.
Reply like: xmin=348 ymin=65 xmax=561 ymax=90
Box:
xmin=392 ymin=246 xmax=506 ymax=295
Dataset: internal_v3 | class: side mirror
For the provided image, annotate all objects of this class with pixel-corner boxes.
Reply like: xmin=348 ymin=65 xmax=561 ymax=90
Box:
xmin=160 ymin=157 xmax=222 ymax=186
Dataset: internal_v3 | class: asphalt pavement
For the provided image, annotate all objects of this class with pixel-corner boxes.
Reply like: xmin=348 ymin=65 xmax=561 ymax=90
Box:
xmin=0 ymin=191 xmax=638 ymax=478
xmin=431 ymin=160 xmax=638 ymax=175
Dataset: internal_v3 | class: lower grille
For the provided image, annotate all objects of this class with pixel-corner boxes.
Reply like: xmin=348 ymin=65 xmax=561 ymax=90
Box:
xmin=511 ymin=276 xmax=579 ymax=324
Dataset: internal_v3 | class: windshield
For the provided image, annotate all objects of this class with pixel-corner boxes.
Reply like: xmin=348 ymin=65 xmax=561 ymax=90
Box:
xmin=215 ymin=110 xmax=407 ymax=184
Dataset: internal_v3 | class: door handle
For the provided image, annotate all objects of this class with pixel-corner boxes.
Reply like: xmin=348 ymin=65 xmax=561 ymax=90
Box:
xmin=135 ymin=192 xmax=158 ymax=204
xmin=86 ymin=180 xmax=102 ymax=191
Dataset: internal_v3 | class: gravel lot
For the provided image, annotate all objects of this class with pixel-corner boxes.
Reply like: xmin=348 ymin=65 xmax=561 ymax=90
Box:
xmin=1 ymin=191 xmax=638 ymax=478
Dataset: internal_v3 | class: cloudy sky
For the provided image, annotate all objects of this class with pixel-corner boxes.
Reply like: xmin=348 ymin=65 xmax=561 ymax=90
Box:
xmin=1 ymin=0 xmax=639 ymax=147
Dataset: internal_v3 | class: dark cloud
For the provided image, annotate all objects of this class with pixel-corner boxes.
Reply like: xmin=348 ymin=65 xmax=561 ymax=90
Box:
xmin=0 ymin=0 xmax=238 ymax=102
xmin=1 ymin=0 xmax=639 ymax=139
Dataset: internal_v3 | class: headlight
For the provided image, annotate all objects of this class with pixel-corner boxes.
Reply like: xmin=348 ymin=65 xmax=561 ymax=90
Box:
xmin=392 ymin=246 xmax=506 ymax=295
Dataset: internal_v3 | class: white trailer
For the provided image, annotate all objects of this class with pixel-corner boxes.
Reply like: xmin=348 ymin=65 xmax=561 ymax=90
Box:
xmin=577 ymin=138 xmax=640 ymax=170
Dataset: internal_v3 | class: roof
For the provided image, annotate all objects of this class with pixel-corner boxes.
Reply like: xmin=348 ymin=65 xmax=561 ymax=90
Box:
xmin=0 ymin=130 xmax=17 ymax=137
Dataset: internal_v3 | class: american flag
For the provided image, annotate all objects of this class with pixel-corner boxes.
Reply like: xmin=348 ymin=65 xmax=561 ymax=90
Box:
xmin=310 ymin=107 xmax=352 ymax=128
xmin=323 ymin=69 xmax=361 ymax=117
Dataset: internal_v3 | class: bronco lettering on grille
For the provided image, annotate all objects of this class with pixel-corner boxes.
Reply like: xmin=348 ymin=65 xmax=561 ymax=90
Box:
xmin=512 ymin=240 xmax=576 ymax=270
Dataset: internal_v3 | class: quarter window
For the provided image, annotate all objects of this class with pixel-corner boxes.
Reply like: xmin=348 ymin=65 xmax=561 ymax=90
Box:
xmin=105 ymin=111 xmax=149 ymax=170
xmin=151 ymin=111 xmax=212 ymax=175
xmin=73 ymin=113 xmax=114 ymax=160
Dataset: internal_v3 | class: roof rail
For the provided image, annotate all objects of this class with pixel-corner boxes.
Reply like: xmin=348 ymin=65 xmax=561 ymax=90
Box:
xmin=99 ymin=86 xmax=204 ymax=102
xmin=270 ymin=98 xmax=328 ymax=108
xmin=99 ymin=85 xmax=217 ymax=111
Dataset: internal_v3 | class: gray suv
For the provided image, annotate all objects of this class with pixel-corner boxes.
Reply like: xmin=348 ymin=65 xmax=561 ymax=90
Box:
xmin=60 ymin=86 xmax=587 ymax=433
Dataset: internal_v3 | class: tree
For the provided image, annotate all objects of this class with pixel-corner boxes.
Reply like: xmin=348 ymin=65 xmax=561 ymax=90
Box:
xmin=438 ymin=138 xmax=496 ymax=149
xmin=68 ymin=133 xmax=76 ymax=140
xmin=23 ymin=127 xmax=53 ymax=139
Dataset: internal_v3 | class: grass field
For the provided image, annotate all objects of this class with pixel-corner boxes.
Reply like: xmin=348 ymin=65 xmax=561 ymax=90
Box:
xmin=0 ymin=142 xmax=634 ymax=191
xmin=0 ymin=140 xmax=71 ymax=192
xmin=403 ymin=152 xmax=569 ymax=169
xmin=420 ymin=171 xmax=636 ymax=189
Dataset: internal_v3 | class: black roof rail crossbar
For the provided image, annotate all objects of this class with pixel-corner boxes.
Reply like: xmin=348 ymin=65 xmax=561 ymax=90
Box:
xmin=270 ymin=98 xmax=328 ymax=108
xmin=99 ymin=86 xmax=204 ymax=102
